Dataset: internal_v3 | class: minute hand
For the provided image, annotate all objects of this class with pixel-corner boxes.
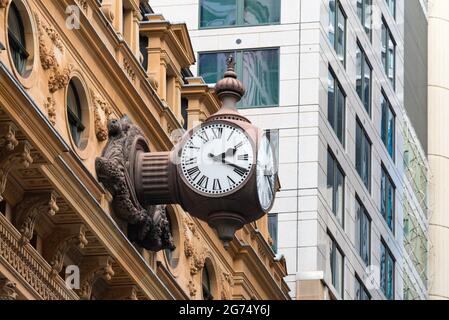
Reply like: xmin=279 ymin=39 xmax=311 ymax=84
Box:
xmin=222 ymin=159 xmax=248 ymax=172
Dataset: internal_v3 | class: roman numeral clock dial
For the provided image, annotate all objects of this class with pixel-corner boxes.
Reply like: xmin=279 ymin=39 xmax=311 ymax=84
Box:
xmin=180 ymin=123 xmax=254 ymax=195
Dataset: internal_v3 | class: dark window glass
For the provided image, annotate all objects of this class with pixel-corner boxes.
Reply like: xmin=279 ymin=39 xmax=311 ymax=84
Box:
xmin=356 ymin=196 xmax=371 ymax=265
xmin=357 ymin=0 xmax=372 ymax=39
xmin=329 ymin=0 xmax=346 ymax=65
xmin=268 ymin=213 xmax=278 ymax=253
xmin=356 ymin=43 xmax=372 ymax=115
xmin=382 ymin=20 xmax=396 ymax=89
xmin=355 ymin=275 xmax=371 ymax=300
xmin=356 ymin=120 xmax=371 ymax=191
xmin=198 ymin=49 xmax=279 ymax=108
xmin=381 ymin=166 xmax=395 ymax=232
xmin=139 ymin=35 xmax=149 ymax=71
xmin=381 ymin=92 xmax=395 ymax=159
xmin=327 ymin=150 xmax=345 ymax=226
xmin=8 ymin=2 xmax=29 ymax=76
xmin=67 ymin=81 xmax=85 ymax=147
xmin=181 ymin=98 xmax=188 ymax=130
xmin=200 ymin=0 xmax=280 ymax=28
xmin=202 ymin=266 xmax=213 ymax=300
xmin=328 ymin=69 xmax=346 ymax=145
xmin=329 ymin=234 xmax=344 ymax=297
xmin=0 ymin=201 xmax=6 ymax=216
xmin=380 ymin=241 xmax=395 ymax=300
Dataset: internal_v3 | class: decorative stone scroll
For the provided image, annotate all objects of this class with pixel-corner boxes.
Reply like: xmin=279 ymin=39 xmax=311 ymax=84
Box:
xmin=44 ymin=224 xmax=88 ymax=276
xmin=44 ymin=96 xmax=57 ymax=125
xmin=91 ymin=91 xmax=113 ymax=141
xmin=95 ymin=116 xmax=175 ymax=252
xmin=14 ymin=191 xmax=58 ymax=245
xmin=48 ymin=64 xmax=73 ymax=93
xmin=77 ymin=256 xmax=114 ymax=300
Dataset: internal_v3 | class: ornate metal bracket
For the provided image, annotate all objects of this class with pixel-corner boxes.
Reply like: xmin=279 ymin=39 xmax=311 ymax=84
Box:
xmin=95 ymin=116 xmax=175 ymax=252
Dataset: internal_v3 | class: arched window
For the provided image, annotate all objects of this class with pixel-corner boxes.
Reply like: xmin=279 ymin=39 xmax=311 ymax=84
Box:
xmin=8 ymin=1 xmax=29 ymax=75
xmin=202 ymin=266 xmax=213 ymax=300
xmin=67 ymin=81 xmax=85 ymax=146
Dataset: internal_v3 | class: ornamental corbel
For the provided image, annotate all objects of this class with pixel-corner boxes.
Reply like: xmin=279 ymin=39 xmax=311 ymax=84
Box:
xmin=0 ymin=123 xmax=19 ymax=152
xmin=43 ymin=224 xmax=88 ymax=276
xmin=0 ymin=141 xmax=33 ymax=202
xmin=76 ymin=256 xmax=115 ymax=300
xmin=0 ymin=278 xmax=17 ymax=301
xmin=14 ymin=191 xmax=59 ymax=245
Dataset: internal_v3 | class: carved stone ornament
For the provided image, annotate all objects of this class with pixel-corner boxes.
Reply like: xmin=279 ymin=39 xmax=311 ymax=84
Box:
xmin=77 ymin=256 xmax=114 ymax=300
xmin=95 ymin=116 xmax=175 ymax=252
xmin=35 ymin=14 xmax=59 ymax=70
xmin=14 ymin=191 xmax=59 ymax=245
xmin=0 ymin=123 xmax=19 ymax=152
xmin=0 ymin=0 xmax=10 ymax=8
xmin=48 ymin=64 xmax=73 ymax=93
xmin=0 ymin=140 xmax=33 ymax=202
xmin=44 ymin=96 xmax=57 ymax=125
xmin=43 ymin=224 xmax=88 ymax=276
xmin=91 ymin=90 xmax=112 ymax=141
xmin=0 ymin=278 xmax=18 ymax=300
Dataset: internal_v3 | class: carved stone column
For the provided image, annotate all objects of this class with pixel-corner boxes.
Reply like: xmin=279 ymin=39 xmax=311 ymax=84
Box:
xmin=0 ymin=128 xmax=33 ymax=201
xmin=14 ymin=191 xmax=59 ymax=245
xmin=0 ymin=278 xmax=18 ymax=300
xmin=76 ymin=256 xmax=115 ymax=300
xmin=43 ymin=224 xmax=88 ymax=276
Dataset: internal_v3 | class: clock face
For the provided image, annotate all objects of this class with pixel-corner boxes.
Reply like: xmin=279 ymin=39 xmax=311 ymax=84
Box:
xmin=257 ymin=133 xmax=276 ymax=211
xmin=180 ymin=123 xmax=254 ymax=196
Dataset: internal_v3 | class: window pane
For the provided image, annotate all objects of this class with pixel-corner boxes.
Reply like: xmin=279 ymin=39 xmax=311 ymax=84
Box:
xmin=242 ymin=49 xmax=279 ymax=107
xmin=328 ymin=0 xmax=336 ymax=47
xmin=8 ymin=2 xmax=27 ymax=75
xmin=356 ymin=121 xmax=370 ymax=190
xmin=336 ymin=165 xmax=344 ymax=226
xmin=244 ymin=0 xmax=280 ymax=25
xmin=364 ymin=0 xmax=372 ymax=37
xmin=356 ymin=45 xmax=362 ymax=102
xmin=268 ymin=213 xmax=278 ymax=252
xmin=331 ymin=241 xmax=344 ymax=297
xmin=381 ymin=94 xmax=395 ymax=158
xmin=200 ymin=0 xmax=236 ymax=27
xmin=364 ymin=56 xmax=371 ymax=113
xmin=381 ymin=168 xmax=395 ymax=231
xmin=327 ymin=151 xmax=335 ymax=210
xmin=336 ymin=5 xmax=346 ymax=64
xmin=382 ymin=24 xmax=387 ymax=72
xmin=328 ymin=72 xmax=335 ymax=130
xmin=199 ymin=52 xmax=230 ymax=83
xmin=337 ymin=85 xmax=345 ymax=144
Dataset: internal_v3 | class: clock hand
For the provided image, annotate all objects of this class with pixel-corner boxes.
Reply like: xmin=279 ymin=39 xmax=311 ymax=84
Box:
xmin=221 ymin=159 xmax=248 ymax=172
xmin=208 ymin=148 xmax=238 ymax=161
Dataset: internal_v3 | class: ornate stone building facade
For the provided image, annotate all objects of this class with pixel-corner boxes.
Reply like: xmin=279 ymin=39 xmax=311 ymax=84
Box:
xmin=0 ymin=0 xmax=289 ymax=300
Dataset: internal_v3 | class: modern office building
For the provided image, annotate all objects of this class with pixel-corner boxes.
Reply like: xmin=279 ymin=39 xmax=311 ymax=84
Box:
xmin=152 ymin=0 xmax=429 ymax=299
xmin=0 ymin=0 xmax=289 ymax=300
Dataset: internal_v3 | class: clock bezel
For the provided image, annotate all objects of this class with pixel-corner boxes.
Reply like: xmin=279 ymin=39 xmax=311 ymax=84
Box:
xmin=177 ymin=120 xmax=257 ymax=198
xmin=255 ymin=132 xmax=277 ymax=212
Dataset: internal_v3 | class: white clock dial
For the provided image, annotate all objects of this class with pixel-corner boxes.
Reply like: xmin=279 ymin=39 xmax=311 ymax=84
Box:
xmin=180 ymin=123 xmax=254 ymax=195
xmin=257 ymin=133 xmax=276 ymax=211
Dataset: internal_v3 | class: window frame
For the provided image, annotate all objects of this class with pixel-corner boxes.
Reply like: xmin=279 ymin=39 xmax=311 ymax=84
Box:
xmin=328 ymin=232 xmax=344 ymax=298
xmin=328 ymin=67 xmax=346 ymax=147
xmin=7 ymin=1 xmax=30 ymax=76
xmin=381 ymin=90 xmax=396 ymax=161
xmin=327 ymin=149 xmax=345 ymax=228
xmin=385 ymin=0 xmax=396 ymax=19
xmin=199 ymin=0 xmax=281 ymax=29
xmin=380 ymin=239 xmax=395 ymax=300
xmin=328 ymin=0 xmax=347 ymax=67
xmin=380 ymin=165 xmax=396 ymax=233
xmin=356 ymin=41 xmax=372 ymax=116
xmin=198 ymin=48 xmax=280 ymax=108
xmin=355 ymin=118 xmax=372 ymax=192
xmin=381 ymin=19 xmax=396 ymax=90
xmin=268 ymin=213 xmax=278 ymax=253
xmin=67 ymin=81 xmax=85 ymax=148
xmin=355 ymin=274 xmax=371 ymax=300
xmin=355 ymin=195 xmax=371 ymax=266
xmin=357 ymin=0 xmax=372 ymax=41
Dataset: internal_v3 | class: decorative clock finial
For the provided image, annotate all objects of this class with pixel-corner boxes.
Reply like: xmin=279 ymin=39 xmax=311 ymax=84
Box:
xmin=214 ymin=54 xmax=245 ymax=102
